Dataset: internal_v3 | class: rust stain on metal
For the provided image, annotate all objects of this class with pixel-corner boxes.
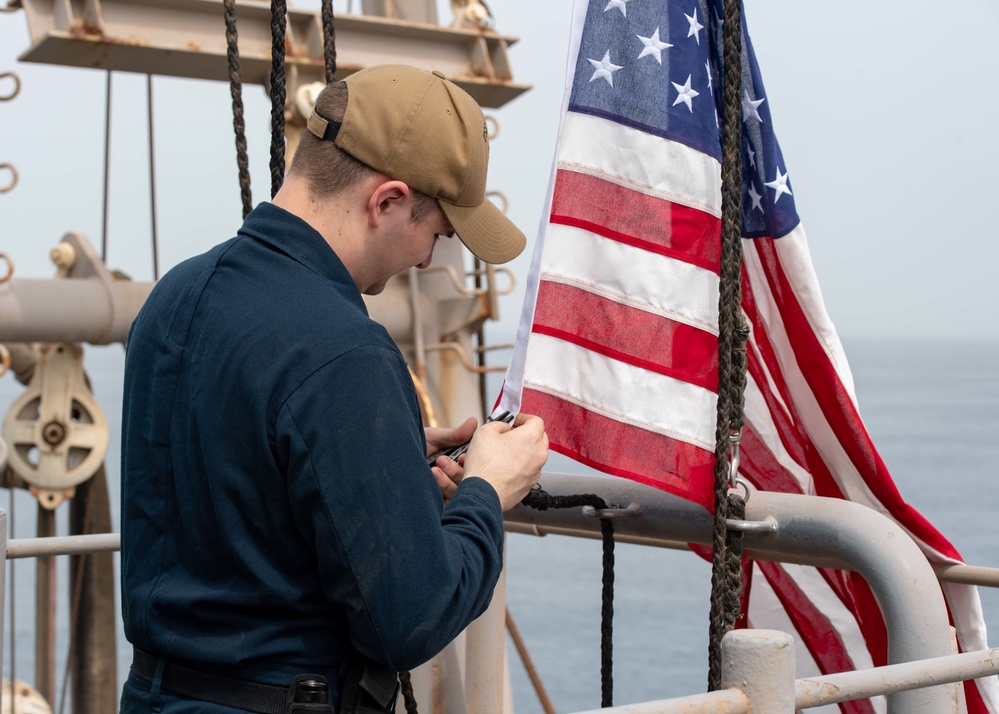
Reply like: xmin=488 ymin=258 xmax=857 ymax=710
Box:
xmin=186 ymin=40 xmax=201 ymax=53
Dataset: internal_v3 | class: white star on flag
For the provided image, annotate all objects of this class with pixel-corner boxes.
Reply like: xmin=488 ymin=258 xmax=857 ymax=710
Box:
xmin=747 ymin=142 xmax=756 ymax=168
xmin=604 ymin=0 xmax=629 ymax=17
xmin=587 ymin=50 xmax=624 ymax=87
xmin=742 ymin=89 xmax=765 ymax=123
xmin=671 ymin=74 xmax=699 ymax=112
xmin=705 ymin=59 xmax=713 ymax=90
xmin=685 ymin=8 xmax=704 ymax=45
xmin=764 ymin=167 xmax=793 ymax=203
xmin=637 ymin=28 xmax=672 ymax=64
xmin=747 ymin=183 xmax=764 ymax=212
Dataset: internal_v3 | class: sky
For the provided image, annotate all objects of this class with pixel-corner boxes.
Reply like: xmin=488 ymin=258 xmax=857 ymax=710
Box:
xmin=1 ymin=0 xmax=998 ymax=342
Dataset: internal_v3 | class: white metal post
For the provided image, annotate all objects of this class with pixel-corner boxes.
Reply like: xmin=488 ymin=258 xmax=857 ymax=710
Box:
xmin=721 ymin=630 xmax=795 ymax=712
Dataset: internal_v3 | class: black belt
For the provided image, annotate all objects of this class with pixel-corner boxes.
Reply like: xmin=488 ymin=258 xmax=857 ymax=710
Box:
xmin=131 ymin=648 xmax=317 ymax=713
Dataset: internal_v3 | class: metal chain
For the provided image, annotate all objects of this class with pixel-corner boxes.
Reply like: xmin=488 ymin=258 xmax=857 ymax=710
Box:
xmin=321 ymin=0 xmax=338 ymax=84
xmin=269 ymin=0 xmax=288 ymax=197
xmin=223 ymin=0 xmax=253 ymax=219
xmin=707 ymin=0 xmax=748 ymax=692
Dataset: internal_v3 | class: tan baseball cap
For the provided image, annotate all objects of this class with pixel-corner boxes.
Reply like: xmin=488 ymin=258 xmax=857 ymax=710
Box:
xmin=306 ymin=64 xmax=525 ymax=265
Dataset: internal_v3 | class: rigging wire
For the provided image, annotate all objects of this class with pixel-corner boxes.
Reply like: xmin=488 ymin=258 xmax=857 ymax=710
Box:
xmin=8 ymin=483 xmax=15 ymax=712
xmin=147 ymin=75 xmax=160 ymax=281
xmin=268 ymin=0 xmax=288 ymax=197
xmin=101 ymin=72 xmax=112 ymax=263
xmin=223 ymin=0 xmax=253 ymax=219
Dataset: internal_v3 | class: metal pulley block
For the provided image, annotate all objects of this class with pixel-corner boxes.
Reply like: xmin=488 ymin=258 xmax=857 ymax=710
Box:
xmin=2 ymin=343 xmax=108 ymax=509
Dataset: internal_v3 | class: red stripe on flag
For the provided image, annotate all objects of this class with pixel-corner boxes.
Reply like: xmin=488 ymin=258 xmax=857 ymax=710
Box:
xmin=738 ymin=425 xmax=805 ymax=495
xmin=531 ymin=280 xmax=719 ymax=392
xmin=751 ymin=238 xmax=961 ymax=560
xmin=741 ymin=271 xmax=849 ymax=502
xmin=741 ymin=275 xmax=890 ymax=666
xmin=550 ymin=168 xmax=722 ymax=274
xmin=520 ymin=387 xmax=715 ymax=510
xmin=757 ymin=561 xmax=877 ymax=714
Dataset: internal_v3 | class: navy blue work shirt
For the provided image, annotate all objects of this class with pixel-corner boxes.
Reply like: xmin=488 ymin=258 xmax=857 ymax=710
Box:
xmin=119 ymin=202 xmax=504 ymax=710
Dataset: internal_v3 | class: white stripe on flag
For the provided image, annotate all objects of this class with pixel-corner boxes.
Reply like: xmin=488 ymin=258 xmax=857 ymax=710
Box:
xmin=743 ymin=377 xmax=815 ymax=493
xmin=521 ymin=332 xmax=717 ymax=450
xmin=558 ymin=112 xmax=722 ymax=217
xmin=769 ymin=225 xmax=858 ymax=407
xmin=742 ymin=241 xmax=885 ymax=509
xmin=541 ymin=224 xmax=720 ymax=334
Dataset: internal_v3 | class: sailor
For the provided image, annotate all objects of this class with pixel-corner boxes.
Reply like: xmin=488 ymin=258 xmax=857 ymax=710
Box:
xmin=119 ymin=64 xmax=549 ymax=713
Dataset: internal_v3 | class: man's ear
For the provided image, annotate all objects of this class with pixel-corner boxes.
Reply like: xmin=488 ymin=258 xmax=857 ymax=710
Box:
xmin=367 ymin=180 xmax=411 ymax=227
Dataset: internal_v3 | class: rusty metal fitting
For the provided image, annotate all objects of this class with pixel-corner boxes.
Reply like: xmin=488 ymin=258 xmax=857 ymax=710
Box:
xmin=0 ymin=71 xmax=20 ymax=101
xmin=0 ymin=163 xmax=17 ymax=193
xmin=0 ymin=252 xmax=13 ymax=283
xmin=484 ymin=115 xmax=499 ymax=141
xmin=486 ymin=190 xmax=509 ymax=214
xmin=0 ymin=343 xmax=10 ymax=378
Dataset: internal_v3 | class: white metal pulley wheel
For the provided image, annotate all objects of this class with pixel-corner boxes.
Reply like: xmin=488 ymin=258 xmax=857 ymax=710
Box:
xmin=2 ymin=343 xmax=108 ymax=506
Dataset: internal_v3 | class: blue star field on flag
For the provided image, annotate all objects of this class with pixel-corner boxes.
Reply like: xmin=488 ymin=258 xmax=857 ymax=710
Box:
xmin=570 ymin=0 xmax=799 ymax=239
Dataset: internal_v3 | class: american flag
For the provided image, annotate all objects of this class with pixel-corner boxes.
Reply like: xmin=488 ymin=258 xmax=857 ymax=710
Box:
xmin=497 ymin=0 xmax=999 ymax=711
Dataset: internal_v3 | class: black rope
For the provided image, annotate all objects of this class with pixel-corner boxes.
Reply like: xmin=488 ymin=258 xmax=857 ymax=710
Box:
xmin=707 ymin=0 xmax=748 ymax=692
xmin=269 ymin=0 xmax=288 ymax=197
xmin=599 ymin=517 xmax=614 ymax=708
xmin=521 ymin=487 xmax=615 ymax=708
xmin=223 ymin=0 xmax=253 ymax=219
xmin=321 ymin=0 xmax=338 ymax=84
xmin=146 ymin=75 xmax=160 ymax=281
xmin=398 ymin=671 xmax=418 ymax=714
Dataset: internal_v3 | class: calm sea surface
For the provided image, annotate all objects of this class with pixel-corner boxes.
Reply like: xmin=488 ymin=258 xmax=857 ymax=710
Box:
xmin=1 ymin=338 xmax=996 ymax=712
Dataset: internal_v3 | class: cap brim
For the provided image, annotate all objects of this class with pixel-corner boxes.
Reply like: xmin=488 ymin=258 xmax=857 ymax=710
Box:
xmin=438 ymin=196 xmax=526 ymax=265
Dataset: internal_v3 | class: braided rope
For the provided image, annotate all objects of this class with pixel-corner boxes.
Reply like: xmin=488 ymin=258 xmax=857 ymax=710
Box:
xmin=522 ymin=487 xmax=615 ymax=707
xmin=321 ymin=0 xmax=338 ymax=85
xmin=223 ymin=0 xmax=253 ymax=219
xmin=707 ymin=0 xmax=747 ymax=691
xmin=600 ymin=517 xmax=615 ymax=708
xmin=269 ymin=0 xmax=288 ymax=197
xmin=398 ymin=671 xmax=418 ymax=714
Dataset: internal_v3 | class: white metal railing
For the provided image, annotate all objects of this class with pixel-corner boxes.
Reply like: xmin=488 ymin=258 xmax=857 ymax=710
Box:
xmin=2 ymin=484 xmax=999 ymax=712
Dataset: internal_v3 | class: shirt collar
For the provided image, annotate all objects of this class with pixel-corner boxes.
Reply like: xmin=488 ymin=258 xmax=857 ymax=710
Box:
xmin=237 ymin=202 xmax=367 ymax=313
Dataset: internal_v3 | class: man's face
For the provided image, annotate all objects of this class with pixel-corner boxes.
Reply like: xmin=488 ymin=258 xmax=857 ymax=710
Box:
xmin=363 ymin=203 xmax=454 ymax=296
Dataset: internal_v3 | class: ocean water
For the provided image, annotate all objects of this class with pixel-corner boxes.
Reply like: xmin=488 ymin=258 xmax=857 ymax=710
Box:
xmin=0 ymin=338 xmax=996 ymax=712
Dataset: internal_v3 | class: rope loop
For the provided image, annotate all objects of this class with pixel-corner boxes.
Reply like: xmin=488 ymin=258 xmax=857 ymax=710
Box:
xmin=522 ymin=486 xmax=615 ymax=707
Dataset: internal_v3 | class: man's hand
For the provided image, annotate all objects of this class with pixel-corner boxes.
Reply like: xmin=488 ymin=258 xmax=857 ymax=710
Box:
xmin=426 ymin=417 xmax=477 ymax=502
xmin=462 ymin=413 xmax=548 ymax=511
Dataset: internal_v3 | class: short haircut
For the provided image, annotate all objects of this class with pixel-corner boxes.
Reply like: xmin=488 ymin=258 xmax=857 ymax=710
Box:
xmin=289 ymin=82 xmax=439 ymax=224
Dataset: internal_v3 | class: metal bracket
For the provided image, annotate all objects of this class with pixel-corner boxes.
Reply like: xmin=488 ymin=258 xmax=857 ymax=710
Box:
xmin=581 ymin=502 xmax=641 ymax=520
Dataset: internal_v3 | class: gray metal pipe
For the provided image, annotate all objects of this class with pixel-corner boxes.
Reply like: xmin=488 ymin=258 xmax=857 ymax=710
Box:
xmin=7 ymin=533 xmax=120 ymax=559
xmin=0 ymin=278 xmax=153 ymax=344
xmin=507 ymin=473 xmax=956 ymax=712
xmin=796 ymin=648 xmax=999 ymax=709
